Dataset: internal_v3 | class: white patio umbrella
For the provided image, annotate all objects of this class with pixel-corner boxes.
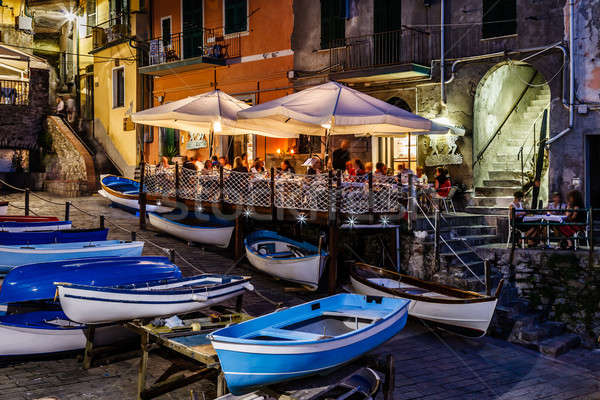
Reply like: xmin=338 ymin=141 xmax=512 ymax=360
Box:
xmin=132 ymin=89 xmax=298 ymax=156
xmin=236 ymin=81 xmax=450 ymax=137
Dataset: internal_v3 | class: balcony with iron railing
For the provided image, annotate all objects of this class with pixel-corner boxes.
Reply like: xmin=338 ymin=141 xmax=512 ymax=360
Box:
xmin=0 ymin=79 xmax=29 ymax=106
xmin=91 ymin=11 xmax=131 ymax=52
xmin=326 ymin=25 xmax=519 ymax=79
xmin=138 ymin=27 xmax=242 ymax=76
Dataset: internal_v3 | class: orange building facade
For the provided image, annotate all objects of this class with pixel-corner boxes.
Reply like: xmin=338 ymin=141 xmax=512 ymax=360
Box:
xmin=140 ymin=0 xmax=296 ymax=166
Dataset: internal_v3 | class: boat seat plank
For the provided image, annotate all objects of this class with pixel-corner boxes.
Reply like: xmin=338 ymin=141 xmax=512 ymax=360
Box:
xmin=323 ymin=309 xmax=387 ymax=320
xmin=252 ymin=327 xmax=325 ymax=341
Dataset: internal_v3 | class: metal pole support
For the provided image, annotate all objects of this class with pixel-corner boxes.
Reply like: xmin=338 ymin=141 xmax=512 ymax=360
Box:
xmin=168 ymin=248 xmax=175 ymax=263
xmin=484 ymin=259 xmax=491 ymax=296
xmin=131 ymin=231 xmax=137 ymax=242
xmin=65 ymin=201 xmax=71 ymax=221
xmin=138 ymin=161 xmax=147 ymax=230
xmin=99 ymin=215 xmax=105 ymax=230
xmin=24 ymin=188 xmax=30 ymax=216
xmin=434 ymin=209 xmax=440 ymax=270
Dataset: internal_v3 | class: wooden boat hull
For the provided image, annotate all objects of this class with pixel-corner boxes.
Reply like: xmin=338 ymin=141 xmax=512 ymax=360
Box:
xmin=350 ymin=264 xmax=501 ymax=337
xmin=148 ymin=212 xmax=234 ymax=248
xmin=0 ymin=311 xmax=132 ymax=356
xmin=0 ymin=220 xmax=71 ymax=232
xmin=58 ymin=275 xmax=253 ymax=324
xmin=98 ymin=189 xmax=173 ymax=213
xmin=209 ymin=294 xmax=409 ymax=395
xmin=0 ymin=240 xmax=144 ymax=274
xmin=245 ymin=231 xmax=327 ymax=290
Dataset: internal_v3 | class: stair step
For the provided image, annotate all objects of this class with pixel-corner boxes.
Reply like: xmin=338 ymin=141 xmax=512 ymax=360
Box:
xmin=465 ymin=205 xmax=509 ymax=215
xmin=476 ymin=186 xmax=521 ymax=197
xmin=483 ymin=179 xmax=522 ymax=187
xmin=471 ymin=196 xmax=513 ymax=207
xmin=538 ymin=333 xmax=581 ymax=357
xmin=488 ymin=170 xmax=522 ymax=180
xmin=439 ymin=224 xmax=497 ymax=236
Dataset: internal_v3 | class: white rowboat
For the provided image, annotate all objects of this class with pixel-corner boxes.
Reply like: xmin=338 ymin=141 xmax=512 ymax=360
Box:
xmin=148 ymin=212 xmax=234 ymax=248
xmin=350 ymin=263 xmax=503 ymax=337
xmin=57 ymin=274 xmax=253 ymax=324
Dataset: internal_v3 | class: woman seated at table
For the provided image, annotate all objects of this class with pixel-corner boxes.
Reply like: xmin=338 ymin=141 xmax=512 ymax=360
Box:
xmin=434 ymin=167 xmax=451 ymax=197
xmin=279 ymin=159 xmax=295 ymax=174
xmin=354 ymin=159 xmax=366 ymax=175
xmin=374 ymin=162 xmax=387 ymax=175
xmin=201 ymin=160 xmax=213 ymax=174
xmin=416 ymin=167 xmax=428 ymax=186
xmin=509 ymin=191 xmax=541 ymax=246
xmin=555 ymin=190 xmax=585 ymax=249
xmin=232 ymin=156 xmax=249 ymax=173
xmin=251 ymin=158 xmax=265 ymax=173
xmin=547 ymin=192 xmax=567 ymax=214
xmin=307 ymin=158 xmax=322 ymax=175
xmin=364 ymin=162 xmax=373 ymax=174
xmin=345 ymin=161 xmax=356 ymax=176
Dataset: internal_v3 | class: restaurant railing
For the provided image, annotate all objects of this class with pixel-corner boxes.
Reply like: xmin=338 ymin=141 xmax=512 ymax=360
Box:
xmin=142 ymin=27 xmax=242 ymax=67
xmin=326 ymin=25 xmax=519 ymax=74
xmin=143 ymin=165 xmax=406 ymax=215
xmin=0 ymin=79 xmax=29 ymax=106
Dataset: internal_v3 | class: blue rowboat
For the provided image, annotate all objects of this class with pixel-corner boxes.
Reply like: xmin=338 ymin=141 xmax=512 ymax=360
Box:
xmin=245 ymin=230 xmax=328 ymax=290
xmin=0 ymin=240 xmax=145 ymax=274
xmin=0 ymin=220 xmax=71 ymax=232
xmin=99 ymin=174 xmax=173 ymax=213
xmin=0 ymin=228 xmax=109 ymax=245
xmin=0 ymin=256 xmax=182 ymax=305
xmin=208 ymin=294 xmax=410 ymax=394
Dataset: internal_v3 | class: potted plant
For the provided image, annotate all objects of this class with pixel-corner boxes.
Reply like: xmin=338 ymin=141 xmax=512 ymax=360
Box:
xmin=7 ymin=150 xmax=31 ymax=190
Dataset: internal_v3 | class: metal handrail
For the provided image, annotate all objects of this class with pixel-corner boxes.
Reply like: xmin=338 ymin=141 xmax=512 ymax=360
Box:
xmin=413 ymin=198 xmax=485 ymax=285
xmin=517 ymin=106 xmax=548 ymax=185
xmin=474 ymin=72 xmax=540 ymax=167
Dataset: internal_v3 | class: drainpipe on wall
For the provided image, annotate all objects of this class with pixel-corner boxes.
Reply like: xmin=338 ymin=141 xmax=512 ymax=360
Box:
xmin=546 ymin=0 xmax=575 ymax=147
xmin=440 ymin=0 xmax=446 ymax=106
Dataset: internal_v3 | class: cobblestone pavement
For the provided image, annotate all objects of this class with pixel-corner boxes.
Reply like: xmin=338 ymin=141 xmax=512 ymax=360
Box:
xmin=0 ymin=192 xmax=599 ymax=400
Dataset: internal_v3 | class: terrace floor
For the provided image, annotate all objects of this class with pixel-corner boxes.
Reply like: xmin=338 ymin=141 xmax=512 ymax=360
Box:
xmin=0 ymin=192 xmax=598 ymax=400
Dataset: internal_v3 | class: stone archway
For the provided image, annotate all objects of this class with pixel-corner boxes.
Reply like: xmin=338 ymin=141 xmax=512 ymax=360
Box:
xmin=471 ymin=62 xmax=550 ymax=212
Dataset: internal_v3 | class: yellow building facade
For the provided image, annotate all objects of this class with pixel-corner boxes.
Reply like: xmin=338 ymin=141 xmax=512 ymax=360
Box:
xmin=77 ymin=0 xmax=148 ymax=177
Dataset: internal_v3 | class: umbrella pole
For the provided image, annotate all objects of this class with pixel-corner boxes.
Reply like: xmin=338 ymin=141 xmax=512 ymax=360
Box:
xmin=324 ymin=129 xmax=330 ymax=170
xmin=209 ymin=129 xmax=214 ymax=158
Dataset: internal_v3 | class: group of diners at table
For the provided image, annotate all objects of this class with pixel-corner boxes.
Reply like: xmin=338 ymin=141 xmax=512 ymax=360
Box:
xmin=509 ymin=189 xmax=587 ymax=249
xmin=153 ymin=140 xmax=454 ymax=205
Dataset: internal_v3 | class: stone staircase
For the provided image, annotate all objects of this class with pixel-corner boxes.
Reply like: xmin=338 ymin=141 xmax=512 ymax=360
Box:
xmin=468 ymin=85 xmax=550 ymax=215
xmin=416 ymin=213 xmax=500 ymax=289
xmin=490 ymin=286 xmax=581 ymax=357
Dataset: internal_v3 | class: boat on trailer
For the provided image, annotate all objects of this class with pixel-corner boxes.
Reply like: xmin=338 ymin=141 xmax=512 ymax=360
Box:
xmin=0 ymin=218 xmax=71 ymax=232
xmin=99 ymin=174 xmax=173 ymax=213
xmin=0 ymin=256 xmax=183 ymax=356
xmin=350 ymin=263 xmax=504 ymax=337
xmin=0 ymin=228 xmax=109 ymax=245
xmin=0 ymin=240 xmax=144 ymax=274
xmin=208 ymin=293 xmax=409 ymax=395
xmin=57 ymin=274 xmax=254 ymax=324
xmin=148 ymin=211 xmax=235 ymax=248
xmin=245 ymin=230 xmax=328 ymax=291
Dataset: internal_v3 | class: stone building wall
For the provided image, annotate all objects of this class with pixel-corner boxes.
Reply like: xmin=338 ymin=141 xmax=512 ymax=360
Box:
xmin=44 ymin=116 xmax=96 ymax=196
xmin=0 ymin=67 xmax=49 ymax=150
xmin=480 ymin=247 xmax=600 ymax=348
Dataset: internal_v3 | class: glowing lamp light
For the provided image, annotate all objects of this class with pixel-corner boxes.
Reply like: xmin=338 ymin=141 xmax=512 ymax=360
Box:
xmin=321 ymin=122 xmax=331 ymax=130
xmin=65 ymin=11 xmax=76 ymax=21
xmin=290 ymin=148 xmax=295 ymax=155
xmin=276 ymin=148 xmax=281 ymax=154
xmin=213 ymin=120 xmax=222 ymax=133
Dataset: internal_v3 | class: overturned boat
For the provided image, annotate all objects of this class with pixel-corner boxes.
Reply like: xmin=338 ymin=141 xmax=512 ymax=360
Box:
xmin=350 ymin=263 xmax=503 ymax=337
xmin=245 ymin=230 xmax=327 ymax=290
xmin=208 ymin=293 xmax=409 ymax=395
xmin=57 ymin=274 xmax=253 ymax=324
xmin=0 ymin=256 xmax=182 ymax=356
xmin=148 ymin=211 xmax=234 ymax=248
xmin=99 ymin=174 xmax=173 ymax=213
xmin=0 ymin=240 xmax=144 ymax=274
